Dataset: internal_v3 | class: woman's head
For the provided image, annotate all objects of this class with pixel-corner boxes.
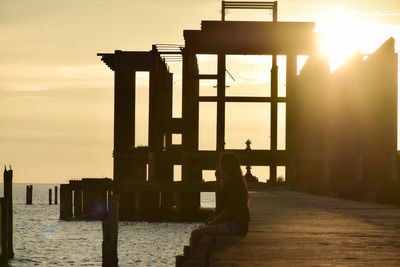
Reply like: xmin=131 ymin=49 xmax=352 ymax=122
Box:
xmin=218 ymin=152 xmax=244 ymax=184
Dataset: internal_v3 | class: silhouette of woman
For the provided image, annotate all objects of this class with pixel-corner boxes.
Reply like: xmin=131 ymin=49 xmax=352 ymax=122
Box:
xmin=190 ymin=152 xmax=249 ymax=245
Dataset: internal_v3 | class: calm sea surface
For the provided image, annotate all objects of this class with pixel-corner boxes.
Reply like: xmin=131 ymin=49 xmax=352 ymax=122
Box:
xmin=0 ymin=184 xmax=215 ymax=266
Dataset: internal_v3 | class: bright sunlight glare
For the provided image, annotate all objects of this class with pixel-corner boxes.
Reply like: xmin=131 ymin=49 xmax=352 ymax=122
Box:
xmin=316 ymin=8 xmax=392 ymax=71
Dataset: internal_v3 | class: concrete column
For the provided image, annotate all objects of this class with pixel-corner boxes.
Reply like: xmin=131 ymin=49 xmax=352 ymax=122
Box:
xmin=82 ymin=189 xmax=107 ymax=220
xmin=286 ymin=54 xmax=297 ymax=184
xmin=73 ymin=189 xmax=82 ymax=219
xmin=113 ymin=57 xmax=135 ymax=181
xmin=60 ymin=184 xmax=73 ymax=220
xmin=133 ymin=191 xmax=158 ymax=220
xmin=270 ymin=55 xmax=278 ymax=152
xmin=270 ymin=55 xmax=278 ymax=183
xmin=217 ymin=53 xmax=226 ymax=152
xmin=175 ymin=192 xmax=200 ymax=220
xmin=118 ymin=193 xmax=135 ymax=221
xmin=181 ymin=51 xmax=201 ymax=216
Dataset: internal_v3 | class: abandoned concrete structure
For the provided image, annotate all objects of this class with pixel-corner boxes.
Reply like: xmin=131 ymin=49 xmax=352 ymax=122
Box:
xmin=60 ymin=1 xmax=399 ymax=221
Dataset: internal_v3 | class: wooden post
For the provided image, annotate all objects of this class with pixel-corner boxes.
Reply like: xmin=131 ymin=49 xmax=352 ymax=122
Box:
xmin=49 ymin=189 xmax=52 ymax=205
xmin=29 ymin=185 xmax=33 ymax=204
xmin=3 ymin=167 xmax=13 ymax=258
xmin=26 ymin=185 xmax=31 ymax=205
xmin=102 ymin=194 xmax=119 ymax=267
xmin=54 ymin=186 xmax=58 ymax=205
xmin=0 ymin=198 xmax=8 ymax=263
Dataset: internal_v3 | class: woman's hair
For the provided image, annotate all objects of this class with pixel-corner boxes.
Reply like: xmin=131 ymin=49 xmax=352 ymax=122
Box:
xmin=218 ymin=152 xmax=248 ymax=189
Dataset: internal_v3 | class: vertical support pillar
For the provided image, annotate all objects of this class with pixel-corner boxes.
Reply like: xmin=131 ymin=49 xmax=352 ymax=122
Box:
xmin=159 ymin=159 xmax=174 ymax=209
xmin=74 ymin=189 xmax=82 ymax=219
xmin=26 ymin=185 xmax=32 ymax=205
xmin=54 ymin=186 xmax=58 ymax=205
xmin=273 ymin=1 xmax=278 ymax=22
xmin=113 ymin=53 xmax=136 ymax=182
xmin=29 ymin=185 xmax=33 ymax=204
xmin=134 ymin=191 xmax=159 ymax=220
xmin=286 ymin=54 xmax=297 ymax=185
xmin=181 ymin=50 xmax=201 ymax=218
xmin=102 ymin=194 xmax=119 ymax=267
xmin=49 ymin=189 xmax=52 ymax=205
xmin=60 ymin=184 xmax=73 ymax=220
xmin=26 ymin=185 xmax=29 ymax=205
xmin=221 ymin=1 xmax=226 ymax=21
xmin=270 ymin=55 xmax=278 ymax=183
xmin=82 ymin=189 xmax=107 ymax=220
xmin=118 ymin=193 xmax=135 ymax=221
xmin=217 ymin=53 xmax=226 ymax=152
xmin=0 ymin=198 xmax=8 ymax=261
xmin=3 ymin=167 xmax=13 ymax=258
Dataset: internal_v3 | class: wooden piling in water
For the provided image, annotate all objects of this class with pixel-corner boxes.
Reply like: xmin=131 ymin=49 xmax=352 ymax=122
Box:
xmin=49 ymin=189 xmax=52 ymax=205
xmin=54 ymin=186 xmax=58 ymax=205
xmin=3 ymin=167 xmax=13 ymax=258
xmin=26 ymin=185 xmax=33 ymax=205
xmin=26 ymin=185 xmax=30 ymax=205
xmin=102 ymin=194 xmax=119 ymax=267
xmin=0 ymin=198 xmax=9 ymax=263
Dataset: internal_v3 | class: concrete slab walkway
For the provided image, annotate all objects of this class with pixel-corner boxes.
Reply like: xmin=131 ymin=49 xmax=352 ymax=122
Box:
xmin=180 ymin=187 xmax=400 ymax=266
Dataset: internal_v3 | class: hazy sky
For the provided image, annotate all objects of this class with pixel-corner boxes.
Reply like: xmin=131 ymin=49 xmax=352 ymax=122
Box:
xmin=1 ymin=0 xmax=399 ymax=183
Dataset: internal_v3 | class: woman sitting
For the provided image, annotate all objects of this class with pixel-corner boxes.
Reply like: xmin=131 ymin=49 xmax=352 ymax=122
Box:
xmin=190 ymin=152 xmax=249 ymax=245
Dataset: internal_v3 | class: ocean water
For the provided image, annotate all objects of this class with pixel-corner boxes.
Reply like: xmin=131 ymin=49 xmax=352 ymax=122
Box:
xmin=1 ymin=184 xmax=215 ymax=266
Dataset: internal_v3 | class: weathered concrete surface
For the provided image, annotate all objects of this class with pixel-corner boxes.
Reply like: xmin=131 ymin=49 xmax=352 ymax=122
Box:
xmin=210 ymin=187 xmax=400 ymax=266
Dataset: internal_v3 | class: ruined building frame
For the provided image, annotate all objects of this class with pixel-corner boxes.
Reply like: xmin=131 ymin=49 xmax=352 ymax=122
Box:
xmin=60 ymin=1 xmax=398 ymax=220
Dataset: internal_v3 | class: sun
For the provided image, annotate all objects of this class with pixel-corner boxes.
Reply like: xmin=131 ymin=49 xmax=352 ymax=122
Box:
xmin=316 ymin=9 xmax=389 ymax=71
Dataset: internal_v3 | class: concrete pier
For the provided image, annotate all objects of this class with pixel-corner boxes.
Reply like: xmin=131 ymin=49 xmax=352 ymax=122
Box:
xmin=60 ymin=178 xmax=216 ymax=221
xmin=179 ymin=187 xmax=400 ymax=266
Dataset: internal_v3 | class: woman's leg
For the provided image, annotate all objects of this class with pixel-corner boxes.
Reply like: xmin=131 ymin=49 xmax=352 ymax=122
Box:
xmin=190 ymin=223 xmax=232 ymax=246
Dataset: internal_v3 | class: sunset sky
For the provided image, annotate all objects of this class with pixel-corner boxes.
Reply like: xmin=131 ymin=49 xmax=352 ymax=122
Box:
xmin=1 ymin=0 xmax=399 ymax=183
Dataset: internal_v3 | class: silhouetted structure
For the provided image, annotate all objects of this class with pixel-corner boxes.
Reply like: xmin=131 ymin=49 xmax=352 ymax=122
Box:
xmin=54 ymin=186 xmax=58 ymax=205
xmin=60 ymin=1 xmax=399 ymax=221
xmin=293 ymin=38 xmax=398 ymax=200
xmin=244 ymin=140 xmax=259 ymax=183
xmin=26 ymin=185 xmax=33 ymax=205
xmin=102 ymin=195 xmax=119 ymax=266
xmin=1 ymin=166 xmax=14 ymax=261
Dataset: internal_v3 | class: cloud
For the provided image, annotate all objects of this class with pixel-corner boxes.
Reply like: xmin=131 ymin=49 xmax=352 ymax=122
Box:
xmin=0 ymin=64 xmax=113 ymax=92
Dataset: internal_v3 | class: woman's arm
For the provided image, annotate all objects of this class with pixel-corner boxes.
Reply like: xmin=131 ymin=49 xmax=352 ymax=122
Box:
xmin=207 ymin=208 xmax=229 ymax=225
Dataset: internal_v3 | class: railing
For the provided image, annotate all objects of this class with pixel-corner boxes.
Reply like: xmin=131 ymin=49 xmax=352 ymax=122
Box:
xmin=221 ymin=1 xmax=278 ymax=22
